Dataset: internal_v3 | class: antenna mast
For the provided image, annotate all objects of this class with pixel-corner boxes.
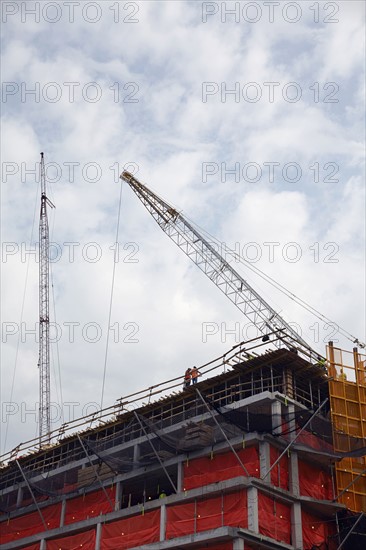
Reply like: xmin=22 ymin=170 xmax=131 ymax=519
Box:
xmin=38 ymin=152 xmax=55 ymax=447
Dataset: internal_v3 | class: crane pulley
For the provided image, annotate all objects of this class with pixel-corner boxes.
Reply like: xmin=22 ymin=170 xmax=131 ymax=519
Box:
xmin=120 ymin=170 xmax=314 ymax=354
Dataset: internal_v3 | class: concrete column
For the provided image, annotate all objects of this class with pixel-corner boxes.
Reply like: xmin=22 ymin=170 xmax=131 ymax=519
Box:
xmin=177 ymin=460 xmax=183 ymax=492
xmin=288 ymin=404 xmax=296 ymax=441
xmin=160 ymin=503 xmax=166 ymax=541
xmin=133 ymin=443 xmax=140 ymax=464
xmin=16 ymin=486 xmax=23 ymax=507
xmin=291 ymin=502 xmax=303 ymax=549
xmin=95 ymin=522 xmax=102 ymax=550
xmin=115 ymin=481 xmax=122 ymax=511
xmin=233 ymin=538 xmax=244 ymax=549
xmin=289 ymin=451 xmax=300 ymax=497
xmin=60 ymin=498 xmax=66 ymax=527
xmin=271 ymin=400 xmax=282 ymax=435
xmin=40 ymin=540 xmax=46 ymax=550
xmin=259 ymin=441 xmax=270 ymax=483
xmin=247 ymin=486 xmax=259 ymax=534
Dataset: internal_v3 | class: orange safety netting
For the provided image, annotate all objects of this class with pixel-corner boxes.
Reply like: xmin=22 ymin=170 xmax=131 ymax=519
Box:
xmin=183 ymin=447 xmax=259 ymax=490
xmin=302 ymin=509 xmax=336 ymax=549
xmin=166 ymin=490 xmax=248 ymax=539
xmin=258 ymin=492 xmax=291 ymax=544
xmin=298 ymin=460 xmax=333 ymax=500
xmin=47 ymin=529 xmax=96 ymax=550
xmin=270 ymin=446 xmax=289 ymax=490
xmin=64 ymin=487 xmax=115 ymax=524
xmin=101 ymin=509 xmax=160 ymax=550
xmin=0 ymin=503 xmax=61 ymax=544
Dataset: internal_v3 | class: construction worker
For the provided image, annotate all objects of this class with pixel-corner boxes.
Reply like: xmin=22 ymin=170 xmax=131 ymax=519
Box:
xmin=339 ymin=368 xmax=347 ymax=381
xmin=183 ymin=368 xmax=192 ymax=389
xmin=191 ymin=366 xmax=201 ymax=384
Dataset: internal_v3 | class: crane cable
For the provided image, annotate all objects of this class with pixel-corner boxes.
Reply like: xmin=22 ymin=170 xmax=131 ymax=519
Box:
xmin=100 ymin=177 xmax=125 ymax=411
xmin=183 ymin=215 xmax=364 ymax=348
xmin=2 ymin=178 xmax=40 ymax=454
xmin=49 ymin=208 xmax=64 ymax=427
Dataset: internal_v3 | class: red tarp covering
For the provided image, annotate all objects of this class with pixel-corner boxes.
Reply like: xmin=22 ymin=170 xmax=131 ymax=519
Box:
xmin=101 ymin=509 xmax=160 ymax=550
xmin=64 ymin=487 xmax=116 ymax=524
xmin=166 ymin=490 xmax=247 ymax=539
xmin=296 ymin=430 xmax=333 ymax=453
xmin=298 ymin=460 xmax=333 ymax=500
xmin=183 ymin=447 xmax=259 ymax=490
xmin=47 ymin=529 xmax=96 ymax=550
xmin=16 ymin=546 xmax=40 ymax=550
xmin=270 ymin=446 xmax=289 ymax=490
xmin=302 ymin=509 xmax=336 ymax=549
xmin=0 ymin=503 xmax=61 ymax=544
xmin=258 ymin=493 xmax=291 ymax=544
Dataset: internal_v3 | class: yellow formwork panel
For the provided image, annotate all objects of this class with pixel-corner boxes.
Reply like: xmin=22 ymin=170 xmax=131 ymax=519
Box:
xmin=327 ymin=344 xmax=366 ymax=512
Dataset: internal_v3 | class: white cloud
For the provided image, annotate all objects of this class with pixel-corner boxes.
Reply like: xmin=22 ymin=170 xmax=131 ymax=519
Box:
xmin=1 ymin=1 xmax=365 ymax=456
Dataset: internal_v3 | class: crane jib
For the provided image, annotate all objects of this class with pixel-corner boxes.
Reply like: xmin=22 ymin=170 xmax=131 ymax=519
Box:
xmin=119 ymin=170 xmax=362 ymax=354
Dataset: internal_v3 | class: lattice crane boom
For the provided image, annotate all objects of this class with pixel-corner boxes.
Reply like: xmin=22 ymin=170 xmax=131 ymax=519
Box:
xmin=38 ymin=152 xmax=55 ymax=447
xmin=120 ymin=171 xmax=312 ymax=352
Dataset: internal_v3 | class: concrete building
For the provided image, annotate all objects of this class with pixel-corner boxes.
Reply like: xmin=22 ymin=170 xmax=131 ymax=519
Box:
xmin=1 ymin=335 xmax=365 ymax=549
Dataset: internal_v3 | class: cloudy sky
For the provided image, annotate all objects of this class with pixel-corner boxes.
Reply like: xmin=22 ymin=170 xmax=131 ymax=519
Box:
xmin=1 ymin=1 xmax=365 ymax=456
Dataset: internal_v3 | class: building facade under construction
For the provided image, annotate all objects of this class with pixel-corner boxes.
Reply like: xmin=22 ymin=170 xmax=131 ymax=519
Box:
xmin=1 ymin=334 xmax=365 ymax=550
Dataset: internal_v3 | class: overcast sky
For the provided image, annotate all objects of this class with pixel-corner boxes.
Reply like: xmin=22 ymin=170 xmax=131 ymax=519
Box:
xmin=1 ymin=1 xmax=365 ymax=456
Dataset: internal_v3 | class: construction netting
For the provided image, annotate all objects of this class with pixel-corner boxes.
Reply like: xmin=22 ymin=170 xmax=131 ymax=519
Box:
xmin=0 ymin=488 xmax=115 ymax=546
xmin=165 ymin=490 xmax=248 ymax=539
xmin=302 ymin=509 xmax=337 ymax=550
xmin=47 ymin=529 xmax=96 ymax=550
xmin=64 ymin=487 xmax=115 ymax=525
xmin=258 ymin=492 xmax=291 ymax=544
xmin=269 ymin=446 xmax=289 ymax=491
xmin=298 ymin=460 xmax=333 ymax=500
xmin=101 ymin=509 xmax=160 ymax=549
xmin=0 ymin=502 xmax=61 ymax=544
xmin=183 ymin=447 xmax=259 ymax=490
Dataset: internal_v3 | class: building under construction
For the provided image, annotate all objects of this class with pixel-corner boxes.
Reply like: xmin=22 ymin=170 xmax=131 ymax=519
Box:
xmin=1 ymin=335 xmax=365 ymax=549
xmin=1 ymin=169 xmax=365 ymax=549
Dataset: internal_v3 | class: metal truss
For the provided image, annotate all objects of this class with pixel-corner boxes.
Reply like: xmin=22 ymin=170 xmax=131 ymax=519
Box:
xmin=121 ymin=171 xmax=311 ymax=352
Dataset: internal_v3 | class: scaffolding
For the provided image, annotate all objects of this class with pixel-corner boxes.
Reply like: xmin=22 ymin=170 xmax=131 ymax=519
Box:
xmin=327 ymin=343 xmax=366 ymax=512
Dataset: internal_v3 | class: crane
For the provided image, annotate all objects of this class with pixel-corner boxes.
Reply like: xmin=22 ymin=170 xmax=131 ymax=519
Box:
xmin=38 ymin=152 xmax=55 ymax=447
xmin=120 ymin=170 xmax=314 ymax=354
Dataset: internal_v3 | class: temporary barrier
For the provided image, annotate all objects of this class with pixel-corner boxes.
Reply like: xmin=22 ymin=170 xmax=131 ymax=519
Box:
xmin=301 ymin=509 xmax=335 ymax=549
xmin=258 ymin=493 xmax=291 ymax=544
xmin=183 ymin=447 xmax=259 ymax=490
xmin=101 ymin=509 xmax=160 ymax=549
xmin=270 ymin=446 xmax=289 ymax=490
xmin=64 ymin=486 xmax=115 ymax=524
xmin=166 ymin=490 xmax=248 ymax=539
xmin=0 ymin=503 xmax=61 ymax=544
xmin=47 ymin=529 xmax=96 ymax=550
xmin=327 ymin=345 xmax=366 ymax=512
xmin=298 ymin=460 xmax=333 ymax=500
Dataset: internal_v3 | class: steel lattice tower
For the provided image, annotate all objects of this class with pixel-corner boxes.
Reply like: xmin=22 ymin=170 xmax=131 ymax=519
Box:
xmin=38 ymin=152 xmax=54 ymax=447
